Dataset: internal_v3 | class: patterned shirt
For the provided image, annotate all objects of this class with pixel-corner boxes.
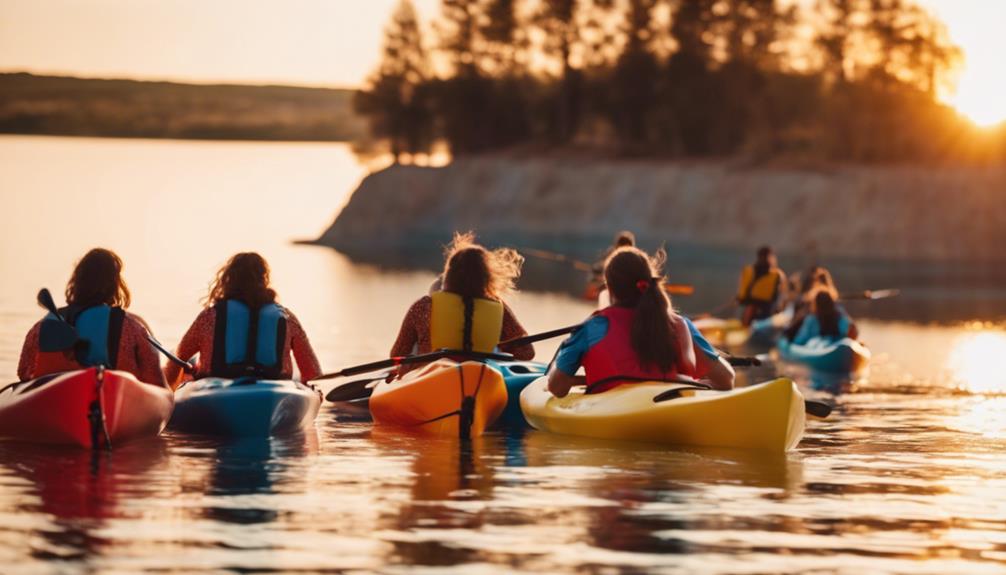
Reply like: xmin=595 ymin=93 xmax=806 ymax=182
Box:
xmin=165 ymin=306 xmax=322 ymax=384
xmin=18 ymin=312 xmax=167 ymax=386
xmin=390 ymin=295 xmax=535 ymax=360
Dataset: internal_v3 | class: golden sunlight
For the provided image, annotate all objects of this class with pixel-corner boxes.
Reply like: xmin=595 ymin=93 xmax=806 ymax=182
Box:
xmin=947 ymin=329 xmax=1006 ymax=394
xmin=928 ymin=0 xmax=1006 ymax=126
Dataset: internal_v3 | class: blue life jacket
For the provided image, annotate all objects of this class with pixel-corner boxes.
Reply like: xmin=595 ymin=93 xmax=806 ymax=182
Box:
xmin=38 ymin=304 xmax=126 ymax=368
xmin=210 ymin=300 xmax=287 ymax=378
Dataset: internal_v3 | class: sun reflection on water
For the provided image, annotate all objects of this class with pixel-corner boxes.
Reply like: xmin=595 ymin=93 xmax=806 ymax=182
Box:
xmin=946 ymin=328 xmax=1006 ymax=395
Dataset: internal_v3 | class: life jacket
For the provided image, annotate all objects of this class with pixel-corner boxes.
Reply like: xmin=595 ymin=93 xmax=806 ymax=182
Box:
xmin=429 ymin=291 xmax=504 ymax=353
xmin=210 ymin=300 xmax=287 ymax=379
xmin=737 ymin=265 xmax=785 ymax=305
xmin=33 ymin=305 xmax=126 ymax=377
xmin=582 ymin=306 xmax=695 ymax=394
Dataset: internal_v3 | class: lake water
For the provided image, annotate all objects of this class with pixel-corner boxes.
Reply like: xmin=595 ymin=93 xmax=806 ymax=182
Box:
xmin=0 ymin=135 xmax=1005 ymax=574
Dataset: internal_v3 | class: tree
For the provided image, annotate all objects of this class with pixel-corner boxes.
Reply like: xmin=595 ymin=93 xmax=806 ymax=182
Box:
xmin=536 ymin=0 xmax=584 ymax=142
xmin=355 ymin=0 xmax=433 ymax=162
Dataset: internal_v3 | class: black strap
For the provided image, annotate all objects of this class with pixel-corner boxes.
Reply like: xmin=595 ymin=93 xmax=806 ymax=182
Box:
xmin=246 ymin=304 xmax=260 ymax=374
xmin=462 ymin=296 xmax=474 ymax=353
xmin=106 ymin=307 xmax=125 ymax=369
xmin=210 ymin=301 xmax=228 ymax=376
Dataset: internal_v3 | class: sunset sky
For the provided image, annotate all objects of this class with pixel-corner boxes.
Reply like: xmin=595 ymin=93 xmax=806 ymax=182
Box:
xmin=0 ymin=0 xmax=1003 ymax=125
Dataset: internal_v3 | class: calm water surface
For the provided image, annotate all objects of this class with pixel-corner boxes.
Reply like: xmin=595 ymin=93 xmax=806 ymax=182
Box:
xmin=1 ymin=136 xmax=1005 ymax=574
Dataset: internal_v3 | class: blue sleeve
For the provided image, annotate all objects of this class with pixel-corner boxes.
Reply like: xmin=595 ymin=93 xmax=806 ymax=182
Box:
xmin=554 ymin=316 xmax=608 ymax=376
xmin=684 ymin=317 xmax=719 ymax=360
xmin=793 ymin=315 xmax=818 ymax=345
xmin=839 ymin=313 xmax=852 ymax=338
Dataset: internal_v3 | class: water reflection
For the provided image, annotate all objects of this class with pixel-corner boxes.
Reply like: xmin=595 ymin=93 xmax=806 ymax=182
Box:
xmin=947 ymin=328 xmax=1006 ymax=395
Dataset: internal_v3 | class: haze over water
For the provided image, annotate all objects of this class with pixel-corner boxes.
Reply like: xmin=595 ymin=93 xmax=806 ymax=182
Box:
xmin=0 ymin=135 xmax=1004 ymax=573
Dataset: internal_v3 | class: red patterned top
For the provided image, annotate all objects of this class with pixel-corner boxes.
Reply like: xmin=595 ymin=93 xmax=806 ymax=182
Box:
xmin=390 ymin=295 xmax=535 ymax=360
xmin=164 ymin=306 xmax=322 ymax=385
xmin=17 ymin=312 xmax=167 ymax=387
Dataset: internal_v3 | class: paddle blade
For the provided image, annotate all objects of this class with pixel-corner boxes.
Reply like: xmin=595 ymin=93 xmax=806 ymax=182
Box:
xmin=36 ymin=288 xmax=61 ymax=319
xmin=664 ymin=284 xmax=695 ymax=296
xmin=325 ymin=376 xmax=382 ymax=403
xmin=805 ymin=399 xmax=833 ymax=418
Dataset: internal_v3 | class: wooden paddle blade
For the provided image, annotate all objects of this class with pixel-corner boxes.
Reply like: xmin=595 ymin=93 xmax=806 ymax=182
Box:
xmin=805 ymin=400 xmax=833 ymax=418
xmin=664 ymin=284 xmax=695 ymax=296
xmin=325 ymin=377 xmax=381 ymax=402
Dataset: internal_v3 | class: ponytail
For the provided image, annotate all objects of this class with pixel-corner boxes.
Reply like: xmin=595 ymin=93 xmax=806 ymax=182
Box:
xmin=604 ymin=247 xmax=679 ymax=374
xmin=813 ymin=289 xmax=841 ymax=337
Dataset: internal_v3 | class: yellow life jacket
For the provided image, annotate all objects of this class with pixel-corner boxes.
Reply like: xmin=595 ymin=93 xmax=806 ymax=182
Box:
xmin=737 ymin=265 xmax=785 ymax=305
xmin=429 ymin=291 xmax=504 ymax=353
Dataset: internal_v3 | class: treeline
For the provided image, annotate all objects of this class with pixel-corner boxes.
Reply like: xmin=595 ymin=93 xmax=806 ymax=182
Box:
xmin=358 ymin=0 xmax=1006 ymax=165
xmin=0 ymin=73 xmax=366 ymax=142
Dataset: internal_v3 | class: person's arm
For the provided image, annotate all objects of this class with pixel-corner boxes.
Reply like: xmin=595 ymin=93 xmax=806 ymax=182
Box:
xmin=286 ymin=311 xmax=323 ymax=382
xmin=17 ymin=322 xmax=41 ymax=381
xmin=847 ymin=322 xmax=859 ymax=340
xmin=127 ymin=316 xmax=168 ymax=388
xmin=390 ymin=297 xmax=428 ymax=358
xmin=545 ymin=317 xmax=601 ymax=397
xmin=547 ymin=367 xmax=583 ymax=398
xmin=684 ymin=317 xmax=734 ymax=390
xmin=163 ymin=310 xmax=210 ymax=388
xmin=791 ymin=315 xmax=816 ymax=345
xmin=498 ymin=303 xmax=534 ymax=360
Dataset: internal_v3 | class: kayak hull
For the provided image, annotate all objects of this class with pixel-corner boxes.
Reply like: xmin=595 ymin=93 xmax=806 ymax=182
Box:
xmin=370 ymin=360 xmax=506 ymax=438
xmin=521 ymin=377 xmax=806 ymax=452
xmin=778 ymin=337 xmax=871 ymax=374
xmin=490 ymin=360 xmax=547 ymax=428
xmin=171 ymin=378 xmax=321 ymax=436
xmin=0 ymin=368 xmax=173 ymax=449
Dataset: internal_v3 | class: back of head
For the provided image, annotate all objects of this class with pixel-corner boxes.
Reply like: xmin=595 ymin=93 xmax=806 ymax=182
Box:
xmin=614 ymin=230 xmax=636 ymax=248
xmin=441 ymin=232 xmax=523 ymax=301
xmin=207 ymin=252 xmax=277 ymax=309
xmin=66 ymin=248 xmax=130 ymax=308
xmin=812 ymin=288 xmax=840 ymax=336
xmin=603 ymin=247 xmax=678 ymax=373
xmin=755 ymin=245 xmax=775 ymax=275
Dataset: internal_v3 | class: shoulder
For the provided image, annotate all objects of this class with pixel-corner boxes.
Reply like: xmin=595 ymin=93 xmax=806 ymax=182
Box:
xmin=123 ymin=311 xmax=152 ymax=334
xmin=411 ymin=295 xmax=432 ymax=312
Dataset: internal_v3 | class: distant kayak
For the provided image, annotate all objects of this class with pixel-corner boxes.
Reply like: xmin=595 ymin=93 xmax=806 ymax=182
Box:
xmin=778 ymin=337 xmax=871 ymax=374
xmin=0 ymin=368 xmax=173 ymax=449
xmin=692 ymin=311 xmax=786 ymax=348
xmin=370 ymin=359 xmax=507 ymax=438
xmin=521 ymin=377 xmax=806 ymax=452
xmin=171 ymin=378 xmax=321 ymax=436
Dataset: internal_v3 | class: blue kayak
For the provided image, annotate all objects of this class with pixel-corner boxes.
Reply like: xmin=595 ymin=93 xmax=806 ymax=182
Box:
xmin=489 ymin=360 xmax=548 ymax=428
xmin=777 ymin=337 xmax=871 ymax=374
xmin=171 ymin=378 xmax=322 ymax=436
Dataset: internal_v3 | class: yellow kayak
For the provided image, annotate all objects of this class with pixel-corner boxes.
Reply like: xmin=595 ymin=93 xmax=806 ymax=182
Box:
xmin=520 ymin=377 xmax=806 ymax=452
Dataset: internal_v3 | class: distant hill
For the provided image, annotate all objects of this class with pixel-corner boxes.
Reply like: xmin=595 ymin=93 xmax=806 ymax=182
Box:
xmin=0 ymin=72 xmax=366 ymax=142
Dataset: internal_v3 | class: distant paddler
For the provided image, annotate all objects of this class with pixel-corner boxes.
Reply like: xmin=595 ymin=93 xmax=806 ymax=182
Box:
xmin=736 ymin=246 xmax=788 ymax=327
xmin=584 ymin=231 xmax=637 ymax=300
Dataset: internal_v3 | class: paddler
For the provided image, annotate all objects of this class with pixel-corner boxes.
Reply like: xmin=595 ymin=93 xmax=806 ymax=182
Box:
xmin=164 ymin=252 xmax=322 ymax=388
xmin=548 ymin=246 xmax=734 ymax=398
xmin=17 ymin=248 xmax=166 ymax=386
xmin=783 ymin=265 xmax=838 ymax=340
xmin=788 ymin=288 xmax=859 ymax=345
xmin=390 ymin=232 xmax=535 ymax=371
xmin=736 ymin=245 xmax=788 ymax=326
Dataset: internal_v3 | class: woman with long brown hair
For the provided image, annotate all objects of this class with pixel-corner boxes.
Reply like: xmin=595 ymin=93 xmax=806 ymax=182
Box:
xmin=17 ymin=248 xmax=166 ymax=386
xmin=548 ymin=246 xmax=734 ymax=397
xmin=390 ymin=232 xmax=534 ymax=364
xmin=164 ymin=252 xmax=322 ymax=388
xmin=790 ymin=288 xmax=859 ymax=345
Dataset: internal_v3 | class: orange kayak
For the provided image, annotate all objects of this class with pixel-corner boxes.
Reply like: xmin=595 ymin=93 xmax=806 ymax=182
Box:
xmin=369 ymin=360 xmax=507 ymax=439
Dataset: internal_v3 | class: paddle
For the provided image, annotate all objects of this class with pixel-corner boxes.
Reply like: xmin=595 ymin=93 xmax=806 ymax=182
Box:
xmin=146 ymin=336 xmax=195 ymax=375
xmin=520 ymin=247 xmax=593 ymax=272
xmin=322 ymin=325 xmax=583 ymax=402
xmin=842 ymin=288 xmax=900 ymax=301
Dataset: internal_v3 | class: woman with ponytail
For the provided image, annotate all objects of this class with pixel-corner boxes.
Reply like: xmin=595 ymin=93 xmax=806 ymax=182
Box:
xmin=390 ymin=233 xmax=534 ymax=368
xmin=789 ymin=288 xmax=859 ymax=346
xmin=548 ymin=247 xmax=734 ymax=398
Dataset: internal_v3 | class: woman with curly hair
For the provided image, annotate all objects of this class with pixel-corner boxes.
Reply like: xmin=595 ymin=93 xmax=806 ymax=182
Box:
xmin=164 ymin=252 xmax=321 ymax=388
xmin=390 ymin=233 xmax=535 ymax=366
xmin=18 ymin=248 xmax=166 ymax=386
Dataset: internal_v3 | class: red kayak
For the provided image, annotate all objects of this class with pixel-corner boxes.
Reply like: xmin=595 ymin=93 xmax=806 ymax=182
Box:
xmin=0 ymin=367 xmax=173 ymax=449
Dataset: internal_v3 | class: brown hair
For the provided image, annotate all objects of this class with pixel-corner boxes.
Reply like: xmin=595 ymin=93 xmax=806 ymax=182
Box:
xmin=812 ymin=288 xmax=841 ymax=337
xmin=441 ymin=232 xmax=523 ymax=301
xmin=205 ymin=252 xmax=277 ymax=309
xmin=65 ymin=248 xmax=131 ymax=308
xmin=603 ymin=246 xmax=678 ymax=373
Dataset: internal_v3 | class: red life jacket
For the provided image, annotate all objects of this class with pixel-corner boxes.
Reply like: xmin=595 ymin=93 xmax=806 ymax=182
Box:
xmin=582 ymin=306 xmax=696 ymax=394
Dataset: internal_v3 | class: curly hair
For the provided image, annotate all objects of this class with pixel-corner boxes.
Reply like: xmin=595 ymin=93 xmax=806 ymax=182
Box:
xmin=65 ymin=248 xmax=131 ymax=308
xmin=441 ymin=232 xmax=524 ymax=301
xmin=204 ymin=252 xmax=277 ymax=309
